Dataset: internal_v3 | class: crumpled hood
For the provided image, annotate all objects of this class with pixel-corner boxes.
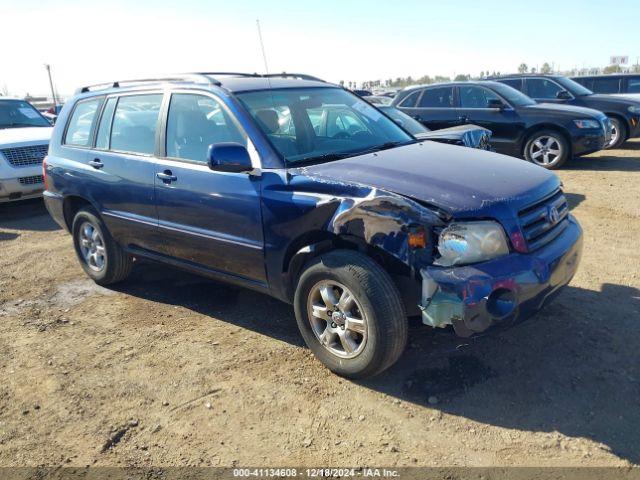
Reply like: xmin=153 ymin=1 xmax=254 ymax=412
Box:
xmin=292 ymin=141 xmax=560 ymax=216
xmin=524 ymin=102 xmax=605 ymax=119
xmin=0 ymin=127 xmax=53 ymax=146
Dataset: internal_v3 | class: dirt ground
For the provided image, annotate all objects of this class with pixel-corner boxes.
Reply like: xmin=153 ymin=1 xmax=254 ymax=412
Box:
xmin=1 ymin=141 xmax=639 ymax=468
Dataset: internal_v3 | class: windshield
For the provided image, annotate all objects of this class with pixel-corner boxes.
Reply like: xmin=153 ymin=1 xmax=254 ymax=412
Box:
xmin=0 ymin=100 xmax=51 ymax=129
xmin=555 ymin=76 xmax=594 ymax=97
xmin=378 ymin=106 xmax=428 ymax=135
xmin=488 ymin=83 xmax=537 ymax=107
xmin=236 ymin=87 xmax=414 ymax=165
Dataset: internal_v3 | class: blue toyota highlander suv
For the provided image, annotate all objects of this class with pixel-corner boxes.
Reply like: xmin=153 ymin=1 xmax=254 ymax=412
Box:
xmin=43 ymin=73 xmax=583 ymax=378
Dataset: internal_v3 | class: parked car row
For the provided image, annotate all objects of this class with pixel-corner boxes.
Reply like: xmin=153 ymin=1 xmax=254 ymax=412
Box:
xmin=391 ymin=79 xmax=613 ymax=169
xmin=38 ymin=72 xmax=585 ymax=378
xmin=489 ymin=74 xmax=640 ymax=149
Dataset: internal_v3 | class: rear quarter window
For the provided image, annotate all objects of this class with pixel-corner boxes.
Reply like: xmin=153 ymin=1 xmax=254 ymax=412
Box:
xmin=64 ymin=97 xmax=103 ymax=147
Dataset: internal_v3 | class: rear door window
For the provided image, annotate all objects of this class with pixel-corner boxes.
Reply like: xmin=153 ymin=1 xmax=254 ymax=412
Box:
xmin=110 ymin=94 xmax=163 ymax=155
xmin=95 ymin=97 xmax=117 ymax=150
xmin=64 ymin=97 xmax=103 ymax=147
xmin=591 ymin=77 xmax=621 ymax=94
xmin=526 ymin=78 xmax=564 ymax=99
xmin=418 ymin=87 xmax=454 ymax=108
xmin=500 ymin=78 xmax=523 ymax=91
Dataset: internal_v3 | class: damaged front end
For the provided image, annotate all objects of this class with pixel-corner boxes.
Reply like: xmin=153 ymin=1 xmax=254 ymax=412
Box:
xmin=418 ymin=215 xmax=583 ymax=337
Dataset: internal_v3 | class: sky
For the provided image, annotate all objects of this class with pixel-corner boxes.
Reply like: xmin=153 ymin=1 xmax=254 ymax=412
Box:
xmin=1 ymin=0 xmax=639 ymax=98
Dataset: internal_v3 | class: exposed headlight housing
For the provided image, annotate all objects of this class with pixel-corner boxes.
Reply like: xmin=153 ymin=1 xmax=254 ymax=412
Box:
xmin=434 ymin=221 xmax=510 ymax=267
xmin=573 ymin=119 xmax=600 ymax=129
xmin=628 ymin=105 xmax=640 ymax=114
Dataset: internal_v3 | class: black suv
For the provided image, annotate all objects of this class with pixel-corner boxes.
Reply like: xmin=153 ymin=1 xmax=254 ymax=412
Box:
xmin=391 ymin=81 xmax=609 ymax=169
xmin=571 ymin=74 xmax=640 ymax=97
xmin=492 ymin=74 xmax=640 ymax=148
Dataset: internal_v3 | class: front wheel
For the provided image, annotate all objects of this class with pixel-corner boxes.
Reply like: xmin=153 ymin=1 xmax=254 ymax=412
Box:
xmin=293 ymin=249 xmax=408 ymax=379
xmin=606 ymin=117 xmax=627 ymax=149
xmin=524 ymin=130 xmax=570 ymax=169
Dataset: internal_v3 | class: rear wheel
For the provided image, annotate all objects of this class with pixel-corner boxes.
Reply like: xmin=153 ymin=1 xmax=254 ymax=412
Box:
xmin=606 ymin=117 xmax=627 ymax=149
xmin=294 ymin=249 xmax=407 ymax=379
xmin=524 ymin=130 xmax=569 ymax=169
xmin=72 ymin=207 xmax=132 ymax=285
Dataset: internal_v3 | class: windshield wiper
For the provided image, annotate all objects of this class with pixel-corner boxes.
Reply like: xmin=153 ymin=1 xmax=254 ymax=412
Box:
xmin=353 ymin=140 xmax=416 ymax=156
xmin=293 ymin=152 xmax=353 ymax=166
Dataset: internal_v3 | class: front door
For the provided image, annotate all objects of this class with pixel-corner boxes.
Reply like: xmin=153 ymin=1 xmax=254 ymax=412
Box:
xmin=525 ymin=78 xmax=571 ymax=105
xmin=154 ymin=92 xmax=266 ymax=284
xmin=456 ymin=85 xmax=523 ymax=155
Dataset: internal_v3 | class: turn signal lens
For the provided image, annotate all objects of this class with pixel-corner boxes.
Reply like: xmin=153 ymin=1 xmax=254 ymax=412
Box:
xmin=408 ymin=228 xmax=428 ymax=249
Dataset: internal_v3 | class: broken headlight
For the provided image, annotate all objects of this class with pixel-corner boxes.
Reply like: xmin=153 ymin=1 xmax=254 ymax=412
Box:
xmin=434 ymin=221 xmax=509 ymax=267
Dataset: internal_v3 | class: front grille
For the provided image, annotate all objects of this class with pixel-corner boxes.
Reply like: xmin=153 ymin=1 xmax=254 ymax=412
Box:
xmin=518 ymin=189 xmax=569 ymax=251
xmin=0 ymin=144 xmax=48 ymax=167
xmin=18 ymin=175 xmax=44 ymax=186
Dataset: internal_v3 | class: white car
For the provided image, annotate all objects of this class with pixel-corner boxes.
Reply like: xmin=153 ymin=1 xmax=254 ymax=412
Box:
xmin=0 ymin=99 xmax=53 ymax=203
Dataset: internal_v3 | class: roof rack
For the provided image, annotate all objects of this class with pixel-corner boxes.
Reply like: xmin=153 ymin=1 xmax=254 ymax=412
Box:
xmin=197 ymin=71 xmax=327 ymax=82
xmin=75 ymin=71 xmax=327 ymax=95
xmin=75 ymin=73 xmax=220 ymax=94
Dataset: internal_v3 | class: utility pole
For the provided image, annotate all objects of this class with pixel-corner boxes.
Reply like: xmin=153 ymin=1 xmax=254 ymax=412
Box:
xmin=44 ymin=64 xmax=58 ymax=107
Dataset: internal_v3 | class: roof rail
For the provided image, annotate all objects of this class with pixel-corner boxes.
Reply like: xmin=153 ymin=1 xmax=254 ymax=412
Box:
xmin=75 ymin=73 xmax=220 ymax=94
xmin=197 ymin=71 xmax=327 ymax=82
xmin=75 ymin=71 xmax=328 ymax=94
xmin=262 ymin=72 xmax=326 ymax=82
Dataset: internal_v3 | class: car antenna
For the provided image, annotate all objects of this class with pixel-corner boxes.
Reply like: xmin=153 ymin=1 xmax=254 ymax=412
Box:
xmin=256 ymin=19 xmax=270 ymax=76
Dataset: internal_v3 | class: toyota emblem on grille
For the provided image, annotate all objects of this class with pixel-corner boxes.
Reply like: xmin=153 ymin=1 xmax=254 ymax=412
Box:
xmin=547 ymin=205 xmax=560 ymax=225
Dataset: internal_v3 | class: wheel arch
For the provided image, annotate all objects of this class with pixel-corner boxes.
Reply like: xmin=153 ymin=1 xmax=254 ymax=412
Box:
xmin=63 ymin=195 xmax=97 ymax=231
xmin=281 ymin=232 xmax=419 ymax=314
xmin=603 ymin=112 xmax=629 ymax=138
xmin=521 ymin=124 xmax=572 ymax=157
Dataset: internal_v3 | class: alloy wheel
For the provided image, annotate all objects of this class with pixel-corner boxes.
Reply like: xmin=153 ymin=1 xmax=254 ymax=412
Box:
xmin=607 ymin=120 xmax=620 ymax=148
xmin=78 ymin=221 xmax=106 ymax=272
xmin=529 ymin=135 xmax=564 ymax=166
xmin=306 ymin=280 xmax=368 ymax=359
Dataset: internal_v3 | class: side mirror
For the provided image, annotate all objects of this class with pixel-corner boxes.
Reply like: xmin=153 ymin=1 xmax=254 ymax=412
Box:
xmin=556 ymin=90 xmax=572 ymax=100
xmin=207 ymin=142 xmax=253 ymax=173
xmin=487 ymin=99 xmax=506 ymax=110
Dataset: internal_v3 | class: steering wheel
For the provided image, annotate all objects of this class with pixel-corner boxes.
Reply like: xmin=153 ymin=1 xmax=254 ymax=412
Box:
xmin=352 ymin=131 xmax=374 ymax=142
xmin=331 ymin=131 xmax=351 ymax=140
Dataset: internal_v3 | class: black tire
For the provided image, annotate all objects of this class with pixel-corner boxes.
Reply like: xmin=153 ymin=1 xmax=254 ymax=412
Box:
xmin=293 ymin=249 xmax=407 ymax=379
xmin=71 ymin=207 xmax=132 ymax=285
xmin=523 ymin=129 xmax=570 ymax=169
xmin=606 ymin=117 xmax=627 ymax=149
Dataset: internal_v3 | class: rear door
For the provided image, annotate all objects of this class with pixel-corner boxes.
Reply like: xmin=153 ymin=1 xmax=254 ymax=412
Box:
xmin=398 ymin=86 xmax=458 ymax=130
xmin=456 ymin=84 xmax=522 ymax=154
xmin=87 ymin=92 xmax=164 ymax=252
xmin=153 ymin=91 xmax=266 ymax=284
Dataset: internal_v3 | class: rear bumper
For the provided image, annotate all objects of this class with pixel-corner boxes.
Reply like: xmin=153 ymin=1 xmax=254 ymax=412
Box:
xmin=419 ymin=215 xmax=583 ymax=337
xmin=43 ymin=190 xmax=68 ymax=230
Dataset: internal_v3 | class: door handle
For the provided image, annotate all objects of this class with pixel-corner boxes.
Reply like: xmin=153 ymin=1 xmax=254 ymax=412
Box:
xmin=89 ymin=158 xmax=104 ymax=169
xmin=156 ymin=170 xmax=177 ymax=183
